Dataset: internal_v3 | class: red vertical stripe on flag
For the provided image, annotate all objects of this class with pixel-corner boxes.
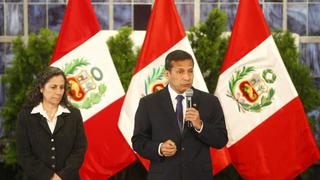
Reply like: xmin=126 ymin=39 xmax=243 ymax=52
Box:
xmin=220 ymin=0 xmax=270 ymax=73
xmin=51 ymin=0 xmax=100 ymax=63
xmin=81 ymin=97 xmax=136 ymax=179
xmin=134 ymin=0 xmax=185 ymax=73
xmin=228 ymin=98 xmax=319 ymax=179
xmin=210 ymin=148 xmax=231 ymax=174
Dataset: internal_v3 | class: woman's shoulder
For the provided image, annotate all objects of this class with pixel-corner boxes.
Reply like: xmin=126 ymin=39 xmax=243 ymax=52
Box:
xmin=66 ymin=105 xmax=79 ymax=112
xmin=65 ymin=106 xmax=82 ymax=118
xmin=18 ymin=107 xmax=34 ymax=117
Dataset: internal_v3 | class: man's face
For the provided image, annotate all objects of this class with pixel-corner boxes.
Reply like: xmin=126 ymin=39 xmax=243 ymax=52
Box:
xmin=165 ymin=59 xmax=194 ymax=94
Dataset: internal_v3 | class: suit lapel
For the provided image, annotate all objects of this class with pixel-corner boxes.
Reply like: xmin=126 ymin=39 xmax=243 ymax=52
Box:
xmin=34 ymin=114 xmax=52 ymax=135
xmin=54 ymin=113 xmax=66 ymax=134
xmin=159 ymin=87 xmax=201 ymax=138
xmin=159 ymin=87 xmax=182 ymax=138
xmin=32 ymin=109 xmax=68 ymax=135
xmin=191 ymin=87 xmax=200 ymax=111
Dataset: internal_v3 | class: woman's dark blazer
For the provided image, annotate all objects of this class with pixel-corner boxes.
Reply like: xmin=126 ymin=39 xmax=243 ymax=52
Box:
xmin=16 ymin=106 xmax=87 ymax=180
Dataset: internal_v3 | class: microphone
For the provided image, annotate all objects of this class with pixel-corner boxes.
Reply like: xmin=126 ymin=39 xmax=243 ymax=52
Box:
xmin=185 ymin=88 xmax=193 ymax=128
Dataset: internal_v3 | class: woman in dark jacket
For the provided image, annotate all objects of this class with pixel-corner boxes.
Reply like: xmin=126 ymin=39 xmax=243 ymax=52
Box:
xmin=16 ymin=66 xmax=87 ymax=180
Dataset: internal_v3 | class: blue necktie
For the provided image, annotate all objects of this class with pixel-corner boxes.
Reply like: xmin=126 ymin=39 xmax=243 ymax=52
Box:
xmin=176 ymin=95 xmax=184 ymax=133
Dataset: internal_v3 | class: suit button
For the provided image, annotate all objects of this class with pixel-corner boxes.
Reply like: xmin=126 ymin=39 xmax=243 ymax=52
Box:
xmin=51 ymin=164 xmax=55 ymax=169
xmin=51 ymin=147 xmax=55 ymax=151
xmin=51 ymin=138 xmax=54 ymax=142
xmin=181 ymin=147 xmax=185 ymax=151
xmin=51 ymin=156 xmax=55 ymax=159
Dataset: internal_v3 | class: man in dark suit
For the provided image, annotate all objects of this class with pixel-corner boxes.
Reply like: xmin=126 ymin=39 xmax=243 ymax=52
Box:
xmin=132 ymin=50 xmax=228 ymax=180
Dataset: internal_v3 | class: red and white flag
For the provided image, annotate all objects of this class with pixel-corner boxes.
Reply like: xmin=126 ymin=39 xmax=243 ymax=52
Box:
xmin=215 ymin=0 xmax=320 ymax=178
xmin=118 ymin=0 xmax=231 ymax=175
xmin=50 ymin=0 xmax=136 ymax=179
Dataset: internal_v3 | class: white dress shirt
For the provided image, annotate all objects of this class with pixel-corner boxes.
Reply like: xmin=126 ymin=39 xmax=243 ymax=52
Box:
xmin=31 ymin=102 xmax=70 ymax=133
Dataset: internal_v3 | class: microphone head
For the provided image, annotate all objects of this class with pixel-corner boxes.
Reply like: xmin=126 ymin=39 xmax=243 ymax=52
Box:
xmin=185 ymin=88 xmax=193 ymax=97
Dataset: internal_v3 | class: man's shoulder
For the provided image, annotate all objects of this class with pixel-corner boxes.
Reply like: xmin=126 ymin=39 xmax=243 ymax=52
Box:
xmin=140 ymin=88 xmax=167 ymax=102
xmin=193 ymin=88 xmax=219 ymax=102
xmin=193 ymin=88 xmax=214 ymax=97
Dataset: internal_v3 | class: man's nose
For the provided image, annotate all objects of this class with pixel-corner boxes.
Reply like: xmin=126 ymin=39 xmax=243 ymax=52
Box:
xmin=183 ymin=73 xmax=191 ymax=80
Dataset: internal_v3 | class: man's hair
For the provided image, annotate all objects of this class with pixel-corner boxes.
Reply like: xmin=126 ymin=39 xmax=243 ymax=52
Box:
xmin=165 ymin=50 xmax=194 ymax=71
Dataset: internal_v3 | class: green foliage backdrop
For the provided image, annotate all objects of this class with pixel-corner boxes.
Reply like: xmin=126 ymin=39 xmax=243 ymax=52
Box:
xmin=1 ymin=29 xmax=57 ymax=166
xmin=188 ymin=9 xmax=229 ymax=93
xmin=107 ymin=27 xmax=138 ymax=91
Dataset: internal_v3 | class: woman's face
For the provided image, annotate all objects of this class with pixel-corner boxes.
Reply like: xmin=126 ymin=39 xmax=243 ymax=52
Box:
xmin=41 ymin=75 xmax=65 ymax=107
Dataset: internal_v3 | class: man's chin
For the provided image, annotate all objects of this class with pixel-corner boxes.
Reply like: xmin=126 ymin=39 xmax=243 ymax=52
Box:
xmin=181 ymin=87 xmax=191 ymax=93
xmin=183 ymin=85 xmax=192 ymax=90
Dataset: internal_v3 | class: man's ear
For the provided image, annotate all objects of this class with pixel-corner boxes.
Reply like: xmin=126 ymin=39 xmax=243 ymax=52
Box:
xmin=164 ymin=70 xmax=170 ymax=79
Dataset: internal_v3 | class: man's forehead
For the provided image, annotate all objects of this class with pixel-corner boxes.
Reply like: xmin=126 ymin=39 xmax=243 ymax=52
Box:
xmin=172 ymin=65 xmax=193 ymax=69
xmin=171 ymin=59 xmax=193 ymax=65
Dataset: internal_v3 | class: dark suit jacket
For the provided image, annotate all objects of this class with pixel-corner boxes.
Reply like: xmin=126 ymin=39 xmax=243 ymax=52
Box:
xmin=16 ymin=107 xmax=87 ymax=180
xmin=132 ymin=87 xmax=228 ymax=180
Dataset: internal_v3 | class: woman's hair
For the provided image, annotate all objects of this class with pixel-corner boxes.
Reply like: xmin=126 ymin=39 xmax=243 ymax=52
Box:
xmin=23 ymin=66 xmax=71 ymax=109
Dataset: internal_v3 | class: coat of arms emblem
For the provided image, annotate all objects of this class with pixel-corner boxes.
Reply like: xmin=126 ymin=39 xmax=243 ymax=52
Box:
xmin=144 ymin=65 xmax=168 ymax=96
xmin=63 ymin=58 xmax=107 ymax=109
xmin=226 ymin=66 xmax=276 ymax=113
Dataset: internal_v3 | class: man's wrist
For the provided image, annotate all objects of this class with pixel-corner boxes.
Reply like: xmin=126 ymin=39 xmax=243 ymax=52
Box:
xmin=195 ymin=120 xmax=203 ymax=133
xmin=158 ymin=143 xmax=163 ymax=156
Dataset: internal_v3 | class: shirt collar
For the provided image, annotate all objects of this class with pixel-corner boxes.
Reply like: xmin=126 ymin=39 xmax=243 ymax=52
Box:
xmin=168 ymin=84 xmax=186 ymax=101
xmin=31 ymin=102 xmax=70 ymax=116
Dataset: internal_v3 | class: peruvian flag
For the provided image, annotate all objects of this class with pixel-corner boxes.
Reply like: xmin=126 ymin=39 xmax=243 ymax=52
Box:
xmin=215 ymin=0 xmax=320 ymax=178
xmin=118 ymin=0 xmax=231 ymax=175
xmin=50 ymin=0 xmax=136 ymax=179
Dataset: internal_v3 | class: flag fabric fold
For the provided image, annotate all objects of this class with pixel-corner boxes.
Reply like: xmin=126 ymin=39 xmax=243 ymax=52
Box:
xmin=50 ymin=0 xmax=136 ymax=179
xmin=215 ymin=0 xmax=320 ymax=179
xmin=118 ymin=0 xmax=231 ymax=175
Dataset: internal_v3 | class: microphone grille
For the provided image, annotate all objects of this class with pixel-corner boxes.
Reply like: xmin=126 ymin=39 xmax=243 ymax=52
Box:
xmin=186 ymin=88 xmax=193 ymax=97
